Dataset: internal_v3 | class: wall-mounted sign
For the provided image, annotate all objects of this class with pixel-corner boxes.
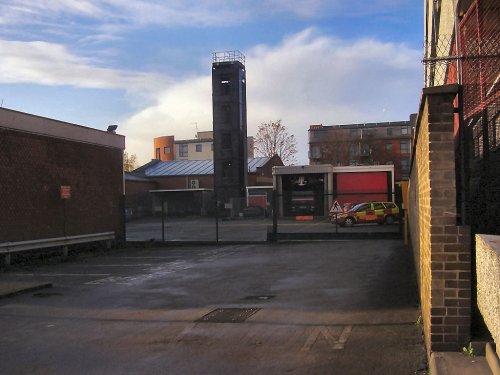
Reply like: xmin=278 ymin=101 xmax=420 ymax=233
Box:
xmin=60 ymin=185 xmax=71 ymax=199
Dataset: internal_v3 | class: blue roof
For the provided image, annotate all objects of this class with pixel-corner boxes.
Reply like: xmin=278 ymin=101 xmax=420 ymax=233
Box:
xmin=144 ymin=157 xmax=271 ymax=177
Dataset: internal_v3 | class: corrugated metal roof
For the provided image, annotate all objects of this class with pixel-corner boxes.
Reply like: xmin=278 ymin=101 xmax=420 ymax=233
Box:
xmin=125 ymin=172 xmax=152 ymax=182
xmin=144 ymin=157 xmax=271 ymax=177
xmin=248 ymin=157 xmax=270 ymax=173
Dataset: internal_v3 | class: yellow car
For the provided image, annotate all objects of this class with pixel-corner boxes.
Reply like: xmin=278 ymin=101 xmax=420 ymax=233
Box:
xmin=335 ymin=202 xmax=400 ymax=226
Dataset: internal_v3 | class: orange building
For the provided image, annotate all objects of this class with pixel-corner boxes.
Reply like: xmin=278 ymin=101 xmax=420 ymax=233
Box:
xmin=153 ymin=136 xmax=175 ymax=161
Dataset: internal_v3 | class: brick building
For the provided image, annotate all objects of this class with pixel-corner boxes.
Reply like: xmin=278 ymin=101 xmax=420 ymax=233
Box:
xmin=125 ymin=155 xmax=282 ymax=218
xmin=308 ymin=115 xmax=416 ymax=182
xmin=0 ymin=107 xmax=125 ymax=242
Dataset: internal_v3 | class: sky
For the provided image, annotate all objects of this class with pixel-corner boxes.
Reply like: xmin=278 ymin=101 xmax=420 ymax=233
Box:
xmin=0 ymin=0 xmax=424 ymax=165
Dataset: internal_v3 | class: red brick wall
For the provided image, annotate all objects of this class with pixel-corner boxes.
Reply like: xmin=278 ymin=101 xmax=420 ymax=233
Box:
xmin=0 ymin=128 xmax=124 ymax=242
xmin=154 ymin=175 xmax=214 ymax=190
xmin=125 ymin=180 xmax=157 ymax=194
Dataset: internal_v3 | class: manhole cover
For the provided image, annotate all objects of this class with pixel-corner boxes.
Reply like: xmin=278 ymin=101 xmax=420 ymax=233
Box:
xmin=242 ymin=295 xmax=275 ymax=301
xmin=195 ymin=308 xmax=260 ymax=323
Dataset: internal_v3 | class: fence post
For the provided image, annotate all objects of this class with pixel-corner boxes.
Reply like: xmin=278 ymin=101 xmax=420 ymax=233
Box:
xmin=272 ymin=190 xmax=278 ymax=241
xmin=214 ymin=193 xmax=219 ymax=244
xmin=161 ymin=196 xmax=165 ymax=242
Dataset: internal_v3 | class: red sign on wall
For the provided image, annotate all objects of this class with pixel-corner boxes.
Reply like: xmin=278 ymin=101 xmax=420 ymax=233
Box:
xmin=60 ymin=186 xmax=71 ymax=199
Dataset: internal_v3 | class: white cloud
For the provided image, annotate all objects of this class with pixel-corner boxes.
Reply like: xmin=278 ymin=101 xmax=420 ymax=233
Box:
xmin=0 ymin=40 xmax=171 ymax=95
xmin=121 ymin=28 xmax=422 ymax=165
xmin=0 ymin=1 xmax=415 ymax=30
xmin=0 ymin=28 xmax=422 ymax=165
xmin=123 ymin=76 xmax=213 ymax=160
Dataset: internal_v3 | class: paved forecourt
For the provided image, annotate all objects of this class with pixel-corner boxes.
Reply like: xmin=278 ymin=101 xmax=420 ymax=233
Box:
xmin=0 ymin=240 xmax=426 ymax=374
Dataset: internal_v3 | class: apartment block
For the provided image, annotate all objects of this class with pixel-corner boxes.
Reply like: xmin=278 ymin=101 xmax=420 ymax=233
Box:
xmin=308 ymin=115 xmax=416 ymax=181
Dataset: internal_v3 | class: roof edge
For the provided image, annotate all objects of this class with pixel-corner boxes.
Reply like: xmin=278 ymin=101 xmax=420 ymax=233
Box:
xmin=0 ymin=107 xmax=125 ymax=150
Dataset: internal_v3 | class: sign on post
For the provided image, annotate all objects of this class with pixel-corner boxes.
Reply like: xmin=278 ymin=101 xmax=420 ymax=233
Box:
xmin=329 ymin=200 xmax=342 ymax=214
xmin=330 ymin=200 xmax=342 ymax=233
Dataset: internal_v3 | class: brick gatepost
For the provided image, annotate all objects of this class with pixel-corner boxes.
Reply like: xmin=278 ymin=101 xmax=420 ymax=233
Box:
xmin=409 ymin=84 xmax=471 ymax=354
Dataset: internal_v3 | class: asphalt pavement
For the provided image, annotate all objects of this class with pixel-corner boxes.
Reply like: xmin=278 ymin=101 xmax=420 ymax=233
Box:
xmin=0 ymin=240 xmax=427 ymax=374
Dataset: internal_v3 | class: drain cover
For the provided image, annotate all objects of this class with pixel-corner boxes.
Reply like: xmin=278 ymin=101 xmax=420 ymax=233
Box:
xmin=196 ymin=308 xmax=260 ymax=323
xmin=242 ymin=295 xmax=275 ymax=301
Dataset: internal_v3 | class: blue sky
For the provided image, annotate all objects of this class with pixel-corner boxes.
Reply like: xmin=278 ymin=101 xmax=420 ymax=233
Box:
xmin=0 ymin=1 xmax=424 ymax=164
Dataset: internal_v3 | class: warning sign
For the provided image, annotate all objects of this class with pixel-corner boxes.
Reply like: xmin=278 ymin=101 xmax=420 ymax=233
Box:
xmin=329 ymin=200 xmax=342 ymax=214
xmin=60 ymin=185 xmax=71 ymax=199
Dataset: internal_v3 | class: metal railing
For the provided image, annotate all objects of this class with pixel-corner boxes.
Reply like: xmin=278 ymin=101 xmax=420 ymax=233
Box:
xmin=213 ymin=50 xmax=245 ymax=65
xmin=0 ymin=232 xmax=115 ymax=265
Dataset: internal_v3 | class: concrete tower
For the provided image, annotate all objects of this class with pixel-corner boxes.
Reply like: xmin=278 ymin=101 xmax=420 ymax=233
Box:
xmin=212 ymin=51 xmax=248 ymax=207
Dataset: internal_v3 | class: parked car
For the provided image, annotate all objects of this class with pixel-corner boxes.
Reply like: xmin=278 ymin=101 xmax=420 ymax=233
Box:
xmin=334 ymin=202 xmax=400 ymax=226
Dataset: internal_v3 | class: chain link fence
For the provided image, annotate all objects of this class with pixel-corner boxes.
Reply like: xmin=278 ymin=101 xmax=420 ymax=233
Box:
xmin=421 ymin=0 xmax=499 ymax=235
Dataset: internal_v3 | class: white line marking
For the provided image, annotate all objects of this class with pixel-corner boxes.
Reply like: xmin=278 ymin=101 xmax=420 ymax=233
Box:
xmin=302 ymin=325 xmax=353 ymax=351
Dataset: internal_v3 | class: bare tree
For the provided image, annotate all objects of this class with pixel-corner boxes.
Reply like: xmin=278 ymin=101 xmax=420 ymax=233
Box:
xmin=123 ymin=151 xmax=138 ymax=172
xmin=254 ymin=120 xmax=298 ymax=165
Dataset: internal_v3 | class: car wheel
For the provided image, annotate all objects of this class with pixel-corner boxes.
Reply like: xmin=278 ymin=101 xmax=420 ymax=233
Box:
xmin=344 ymin=217 xmax=355 ymax=227
xmin=385 ymin=215 xmax=395 ymax=225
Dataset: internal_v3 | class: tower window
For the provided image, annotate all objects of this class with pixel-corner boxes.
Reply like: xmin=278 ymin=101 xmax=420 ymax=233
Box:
xmin=222 ymin=133 xmax=231 ymax=149
xmin=222 ymin=161 xmax=233 ymax=178
xmin=221 ymin=77 xmax=231 ymax=95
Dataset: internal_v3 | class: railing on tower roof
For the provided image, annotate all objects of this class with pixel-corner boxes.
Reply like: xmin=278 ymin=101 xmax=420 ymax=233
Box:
xmin=212 ymin=50 xmax=245 ymax=65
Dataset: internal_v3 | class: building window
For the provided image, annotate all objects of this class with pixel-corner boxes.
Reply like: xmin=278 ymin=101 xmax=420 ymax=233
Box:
xmin=387 ymin=128 xmax=393 ymax=136
xmin=349 ymin=143 xmax=359 ymax=155
xmin=164 ymin=146 xmax=170 ymax=155
xmin=196 ymin=144 xmax=202 ymax=152
xmin=401 ymin=174 xmax=409 ymax=180
xmin=400 ymin=141 xmax=409 ymax=153
xmin=401 ymin=126 xmax=410 ymax=135
xmin=155 ymin=148 xmax=161 ymax=160
xmin=386 ymin=143 xmax=393 ymax=151
xmin=179 ymin=144 xmax=188 ymax=157
xmin=310 ymin=145 xmax=321 ymax=159
xmin=401 ymin=158 xmax=410 ymax=170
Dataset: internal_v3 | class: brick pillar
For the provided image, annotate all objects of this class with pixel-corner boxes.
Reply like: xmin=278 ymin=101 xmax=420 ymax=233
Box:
xmin=410 ymin=84 xmax=471 ymax=354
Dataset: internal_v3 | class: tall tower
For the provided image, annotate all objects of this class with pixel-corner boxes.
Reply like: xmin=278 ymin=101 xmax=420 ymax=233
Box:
xmin=212 ymin=51 xmax=248 ymax=206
